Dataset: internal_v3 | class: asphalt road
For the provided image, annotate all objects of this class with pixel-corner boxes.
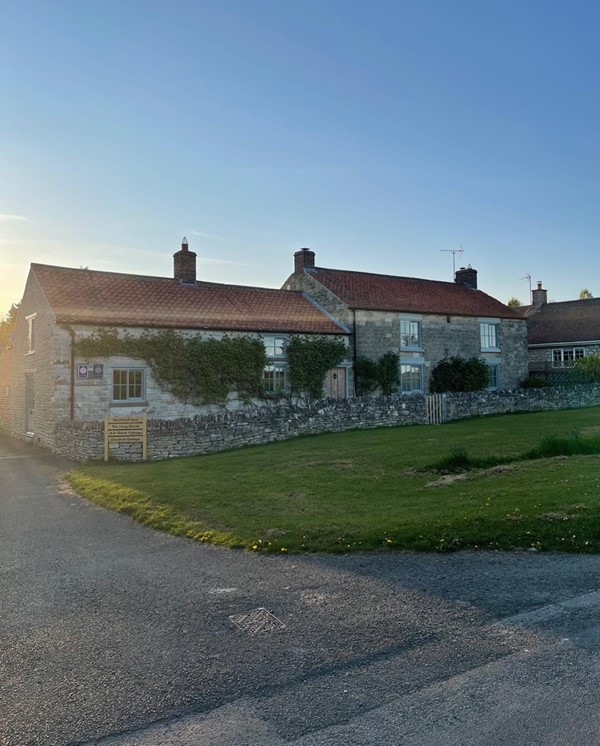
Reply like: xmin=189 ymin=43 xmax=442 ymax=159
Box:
xmin=2 ymin=432 xmax=600 ymax=745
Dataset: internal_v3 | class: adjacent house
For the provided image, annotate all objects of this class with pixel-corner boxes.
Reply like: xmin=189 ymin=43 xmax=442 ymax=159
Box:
xmin=285 ymin=248 xmax=528 ymax=392
xmin=524 ymin=282 xmax=600 ymax=378
xmin=8 ymin=240 xmax=349 ymax=449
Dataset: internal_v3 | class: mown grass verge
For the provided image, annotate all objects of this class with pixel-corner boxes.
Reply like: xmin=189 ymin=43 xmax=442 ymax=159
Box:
xmin=66 ymin=407 xmax=600 ymax=554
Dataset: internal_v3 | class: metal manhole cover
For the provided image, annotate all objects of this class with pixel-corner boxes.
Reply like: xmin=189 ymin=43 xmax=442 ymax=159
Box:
xmin=229 ymin=607 xmax=286 ymax=634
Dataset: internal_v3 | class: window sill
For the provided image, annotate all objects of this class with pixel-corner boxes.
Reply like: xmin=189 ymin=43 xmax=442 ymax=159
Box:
xmin=481 ymin=347 xmax=500 ymax=353
xmin=110 ymin=401 xmax=148 ymax=407
xmin=400 ymin=347 xmax=423 ymax=353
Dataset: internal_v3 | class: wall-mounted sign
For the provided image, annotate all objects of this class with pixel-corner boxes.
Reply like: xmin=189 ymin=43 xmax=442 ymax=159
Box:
xmin=77 ymin=363 xmax=104 ymax=380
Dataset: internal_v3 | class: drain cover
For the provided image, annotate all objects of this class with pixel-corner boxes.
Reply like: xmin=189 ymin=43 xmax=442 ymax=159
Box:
xmin=229 ymin=607 xmax=286 ymax=634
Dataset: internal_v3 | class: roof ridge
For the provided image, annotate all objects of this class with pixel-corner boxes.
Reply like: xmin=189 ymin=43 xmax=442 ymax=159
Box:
xmin=32 ymin=263 xmax=302 ymax=295
xmin=313 ymin=265 xmax=464 ymax=287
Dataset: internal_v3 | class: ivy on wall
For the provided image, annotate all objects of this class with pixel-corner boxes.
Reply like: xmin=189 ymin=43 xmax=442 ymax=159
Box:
xmin=75 ymin=329 xmax=267 ymax=405
xmin=287 ymin=336 xmax=347 ymax=399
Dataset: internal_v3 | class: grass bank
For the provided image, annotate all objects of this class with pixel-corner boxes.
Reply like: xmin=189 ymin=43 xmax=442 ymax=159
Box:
xmin=67 ymin=407 xmax=600 ymax=554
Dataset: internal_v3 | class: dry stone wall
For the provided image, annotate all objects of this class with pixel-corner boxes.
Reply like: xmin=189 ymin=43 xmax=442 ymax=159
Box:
xmin=53 ymin=384 xmax=600 ymax=463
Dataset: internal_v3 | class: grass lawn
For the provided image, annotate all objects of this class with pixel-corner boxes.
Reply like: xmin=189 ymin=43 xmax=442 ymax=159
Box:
xmin=67 ymin=407 xmax=600 ymax=554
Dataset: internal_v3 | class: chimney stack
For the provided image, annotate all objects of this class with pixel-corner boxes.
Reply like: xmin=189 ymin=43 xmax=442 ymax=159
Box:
xmin=531 ymin=281 xmax=547 ymax=308
xmin=455 ymin=265 xmax=478 ymax=289
xmin=173 ymin=236 xmax=197 ymax=283
xmin=294 ymin=247 xmax=316 ymax=274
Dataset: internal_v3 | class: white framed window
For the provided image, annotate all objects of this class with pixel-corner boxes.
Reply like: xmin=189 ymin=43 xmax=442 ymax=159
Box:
xmin=552 ymin=348 xmax=585 ymax=368
xmin=112 ymin=368 xmax=145 ymax=402
xmin=263 ymin=364 xmax=287 ymax=394
xmin=400 ymin=318 xmax=422 ymax=349
xmin=487 ymin=364 xmax=500 ymax=390
xmin=480 ymin=321 xmax=500 ymax=351
xmin=400 ymin=363 xmax=423 ymax=393
xmin=263 ymin=336 xmax=286 ymax=357
xmin=26 ymin=313 xmax=36 ymax=353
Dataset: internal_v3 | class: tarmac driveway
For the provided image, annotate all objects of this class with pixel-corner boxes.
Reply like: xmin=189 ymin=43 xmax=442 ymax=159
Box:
xmin=2 ymin=432 xmax=600 ymax=745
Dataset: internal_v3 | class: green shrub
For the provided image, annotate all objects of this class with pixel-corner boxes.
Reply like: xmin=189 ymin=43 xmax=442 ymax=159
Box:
xmin=521 ymin=375 xmax=551 ymax=389
xmin=430 ymin=356 xmax=489 ymax=393
xmin=355 ymin=356 xmax=379 ymax=396
xmin=354 ymin=352 xmax=399 ymax=396
xmin=377 ymin=352 xmax=400 ymax=395
xmin=576 ymin=353 xmax=600 ymax=383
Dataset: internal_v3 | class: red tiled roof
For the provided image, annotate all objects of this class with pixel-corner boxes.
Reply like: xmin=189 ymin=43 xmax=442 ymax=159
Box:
xmin=304 ymin=267 xmax=521 ymax=319
xmin=31 ymin=264 xmax=346 ymax=335
xmin=527 ymin=298 xmax=600 ymax=345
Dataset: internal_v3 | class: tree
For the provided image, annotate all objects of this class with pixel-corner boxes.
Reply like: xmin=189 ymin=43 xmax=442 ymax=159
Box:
xmin=507 ymin=297 xmax=522 ymax=308
xmin=579 ymin=288 xmax=593 ymax=300
xmin=0 ymin=302 xmax=20 ymax=348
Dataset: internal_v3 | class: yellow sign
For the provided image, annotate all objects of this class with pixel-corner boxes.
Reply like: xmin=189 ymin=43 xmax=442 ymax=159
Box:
xmin=104 ymin=416 xmax=147 ymax=461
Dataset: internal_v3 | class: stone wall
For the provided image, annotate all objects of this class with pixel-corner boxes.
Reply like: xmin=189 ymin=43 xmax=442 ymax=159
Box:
xmin=54 ymin=395 xmax=426 ymax=462
xmin=53 ymin=384 xmax=600 ymax=463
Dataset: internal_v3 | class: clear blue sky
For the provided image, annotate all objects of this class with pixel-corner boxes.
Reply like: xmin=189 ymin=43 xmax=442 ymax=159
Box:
xmin=2 ymin=0 xmax=599 ymax=314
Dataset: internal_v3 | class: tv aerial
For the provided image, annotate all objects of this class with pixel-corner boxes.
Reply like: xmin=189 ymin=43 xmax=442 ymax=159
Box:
xmin=441 ymin=246 xmax=464 ymax=278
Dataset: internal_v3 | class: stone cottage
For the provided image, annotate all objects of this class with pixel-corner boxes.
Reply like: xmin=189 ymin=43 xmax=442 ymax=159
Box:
xmin=285 ymin=248 xmax=528 ymax=392
xmin=524 ymin=281 xmax=600 ymax=378
xmin=8 ymin=240 xmax=349 ymax=449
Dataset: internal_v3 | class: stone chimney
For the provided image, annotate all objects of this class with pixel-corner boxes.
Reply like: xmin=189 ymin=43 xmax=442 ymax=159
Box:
xmin=294 ymin=247 xmax=316 ymax=273
xmin=173 ymin=236 xmax=197 ymax=283
xmin=531 ymin=281 xmax=547 ymax=308
xmin=455 ymin=265 xmax=478 ymax=289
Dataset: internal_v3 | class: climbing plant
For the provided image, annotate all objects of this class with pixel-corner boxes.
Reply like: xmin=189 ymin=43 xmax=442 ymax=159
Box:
xmin=286 ymin=336 xmax=347 ymax=399
xmin=75 ymin=328 xmax=267 ymax=405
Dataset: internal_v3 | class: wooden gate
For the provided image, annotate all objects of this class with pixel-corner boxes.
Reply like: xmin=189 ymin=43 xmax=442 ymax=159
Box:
xmin=426 ymin=394 xmax=447 ymax=425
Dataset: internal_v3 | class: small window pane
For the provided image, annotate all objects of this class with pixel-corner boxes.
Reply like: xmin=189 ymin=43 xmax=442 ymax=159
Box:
xmin=264 ymin=336 xmax=286 ymax=357
xmin=480 ymin=323 xmax=499 ymax=350
xmin=113 ymin=368 xmax=144 ymax=401
xmin=401 ymin=319 xmax=421 ymax=348
xmin=488 ymin=365 xmax=499 ymax=389
xmin=400 ymin=364 xmax=422 ymax=392
xmin=263 ymin=365 xmax=287 ymax=393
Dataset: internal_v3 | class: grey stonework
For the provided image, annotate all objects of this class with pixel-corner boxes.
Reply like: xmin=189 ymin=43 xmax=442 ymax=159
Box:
xmin=53 ymin=384 xmax=600 ymax=462
xmin=285 ymin=267 xmax=529 ymax=392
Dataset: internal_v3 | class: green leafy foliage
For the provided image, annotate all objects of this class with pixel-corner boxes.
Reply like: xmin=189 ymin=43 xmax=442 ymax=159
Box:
xmin=354 ymin=352 xmax=399 ymax=395
xmin=377 ymin=351 xmax=400 ymax=395
xmin=575 ymin=352 xmax=600 ymax=382
xmin=287 ymin=336 xmax=347 ymax=399
xmin=75 ymin=329 xmax=267 ymax=405
xmin=430 ymin=356 xmax=489 ymax=393
xmin=0 ymin=302 xmax=20 ymax=348
xmin=354 ymin=356 xmax=379 ymax=395
xmin=521 ymin=374 xmax=551 ymax=389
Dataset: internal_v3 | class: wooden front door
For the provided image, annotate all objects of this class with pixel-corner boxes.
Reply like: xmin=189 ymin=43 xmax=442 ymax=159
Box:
xmin=327 ymin=367 xmax=347 ymax=399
